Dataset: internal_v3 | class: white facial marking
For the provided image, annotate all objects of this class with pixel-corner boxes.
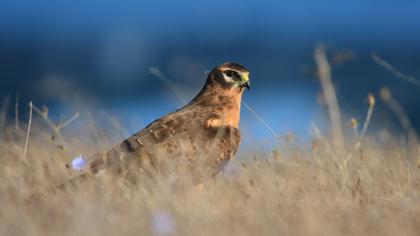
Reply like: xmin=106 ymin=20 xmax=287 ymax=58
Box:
xmin=222 ymin=71 xmax=236 ymax=83
xmin=222 ymin=69 xmax=242 ymax=84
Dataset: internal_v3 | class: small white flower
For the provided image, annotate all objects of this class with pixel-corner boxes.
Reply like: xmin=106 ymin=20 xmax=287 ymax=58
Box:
xmin=71 ymin=155 xmax=87 ymax=171
xmin=150 ymin=210 xmax=175 ymax=236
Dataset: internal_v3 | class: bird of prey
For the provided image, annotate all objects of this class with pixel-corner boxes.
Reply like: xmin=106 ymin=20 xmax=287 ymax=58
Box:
xmin=67 ymin=62 xmax=250 ymax=186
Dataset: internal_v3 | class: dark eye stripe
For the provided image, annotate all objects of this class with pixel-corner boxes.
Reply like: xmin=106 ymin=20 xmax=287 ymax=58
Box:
xmin=224 ymin=70 xmax=240 ymax=80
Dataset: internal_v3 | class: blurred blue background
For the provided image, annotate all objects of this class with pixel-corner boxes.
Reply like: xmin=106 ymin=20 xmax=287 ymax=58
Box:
xmin=1 ymin=0 xmax=419 ymax=140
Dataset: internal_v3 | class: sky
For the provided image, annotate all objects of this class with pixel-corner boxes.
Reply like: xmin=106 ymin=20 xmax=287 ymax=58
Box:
xmin=0 ymin=0 xmax=419 ymax=140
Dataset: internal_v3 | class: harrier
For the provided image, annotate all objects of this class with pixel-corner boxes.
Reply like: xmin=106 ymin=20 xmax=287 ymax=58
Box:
xmin=66 ymin=62 xmax=250 ymax=186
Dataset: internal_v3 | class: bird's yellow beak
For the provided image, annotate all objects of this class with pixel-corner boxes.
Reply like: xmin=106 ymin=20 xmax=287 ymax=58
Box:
xmin=241 ymin=72 xmax=250 ymax=90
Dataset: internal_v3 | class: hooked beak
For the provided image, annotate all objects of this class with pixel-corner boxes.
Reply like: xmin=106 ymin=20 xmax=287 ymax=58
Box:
xmin=243 ymin=80 xmax=250 ymax=90
xmin=241 ymin=72 xmax=250 ymax=90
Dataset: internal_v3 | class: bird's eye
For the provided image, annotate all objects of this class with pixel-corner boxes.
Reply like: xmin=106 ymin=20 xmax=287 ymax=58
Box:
xmin=224 ymin=70 xmax=240 ymax=80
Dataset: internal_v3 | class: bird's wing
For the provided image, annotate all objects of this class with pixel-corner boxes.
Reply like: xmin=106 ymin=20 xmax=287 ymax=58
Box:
xmin=86 ymin=108 xmax=200 ymax=175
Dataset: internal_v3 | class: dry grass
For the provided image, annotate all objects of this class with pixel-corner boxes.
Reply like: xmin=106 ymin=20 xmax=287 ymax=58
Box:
xmin=0 ymin=102 xmax=419 ymax=236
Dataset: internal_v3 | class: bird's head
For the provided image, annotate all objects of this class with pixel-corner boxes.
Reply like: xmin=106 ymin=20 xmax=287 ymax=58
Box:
xmin=208 ymin=62 xmax=250 ymax=91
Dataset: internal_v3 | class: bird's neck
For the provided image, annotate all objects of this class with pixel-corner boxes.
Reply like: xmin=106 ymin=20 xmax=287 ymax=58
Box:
xmin=192 ymin=84 xmax=244 ymax=128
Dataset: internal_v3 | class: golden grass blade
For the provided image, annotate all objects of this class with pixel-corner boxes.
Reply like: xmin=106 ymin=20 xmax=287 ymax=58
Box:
xmin=23 ymin=101 xmax=32 ymax=160
xmin=314 ymin=44 xmax=345 ymax=150
xmin=371 ymin=52 xmax=420 ymax=88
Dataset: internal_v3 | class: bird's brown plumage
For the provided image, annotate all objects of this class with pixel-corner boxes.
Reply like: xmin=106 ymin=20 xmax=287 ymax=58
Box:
xmin=71 ymin=62 xmax=250 ymax=184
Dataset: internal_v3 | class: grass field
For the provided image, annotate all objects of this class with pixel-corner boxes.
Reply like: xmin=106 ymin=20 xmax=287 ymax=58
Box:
xmin=1 ymin=47 xmax=419 ymax=236
xmin=1 ymin=116 xmax=419 ymax=236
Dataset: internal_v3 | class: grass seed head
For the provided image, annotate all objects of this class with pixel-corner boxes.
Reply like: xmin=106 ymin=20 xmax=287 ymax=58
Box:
xmin=367 ymin=93 xmax=375 ymax=107
xmin=380 ymin=87 xmax=392 ymax=101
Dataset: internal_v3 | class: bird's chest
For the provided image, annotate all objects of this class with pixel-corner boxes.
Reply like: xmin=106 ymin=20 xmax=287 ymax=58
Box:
xmin=211 ymin=109 xmax=240 ymax=128
xmin=152 ymin=121 xmax=239 ymax=163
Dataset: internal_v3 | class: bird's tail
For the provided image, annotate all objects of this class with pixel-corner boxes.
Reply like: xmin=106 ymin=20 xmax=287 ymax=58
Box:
xmin=26 ymin=172 xmax=92 ymax=203
xmin=53 ymin=172 xmax=91 ymax=191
